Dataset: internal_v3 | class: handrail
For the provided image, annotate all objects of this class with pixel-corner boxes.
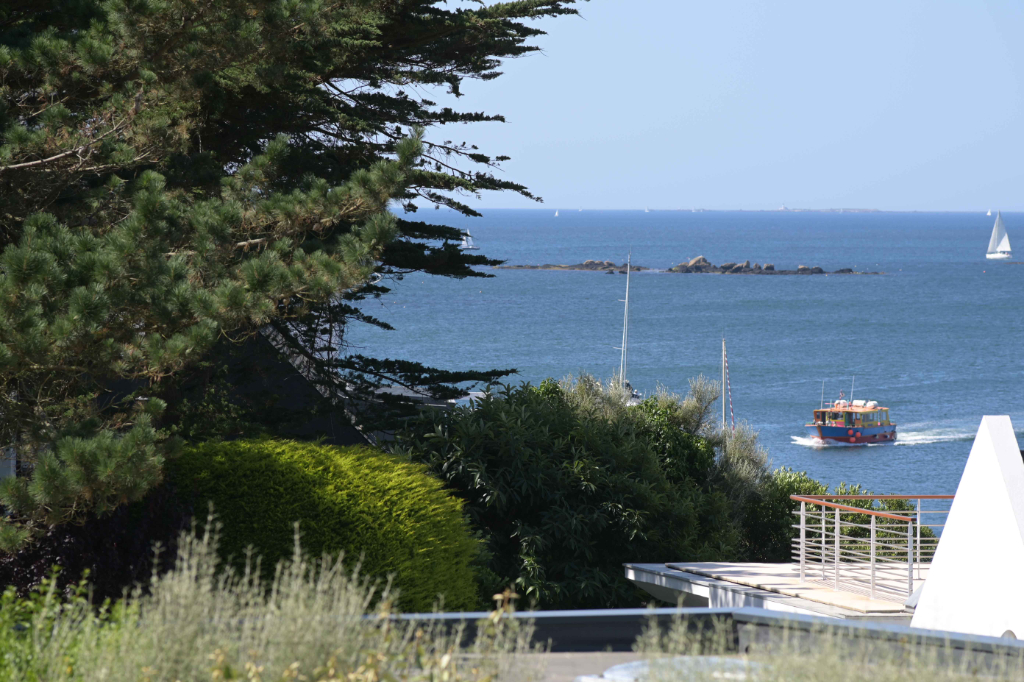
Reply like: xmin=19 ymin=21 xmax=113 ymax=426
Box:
xmin=790 ymin=495 xmax=918 ymax=522
xmin=791 ymin=494 xmax=950 ymax=602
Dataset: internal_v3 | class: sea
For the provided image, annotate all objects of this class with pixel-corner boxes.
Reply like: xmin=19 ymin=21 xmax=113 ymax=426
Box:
xmin=347 ymin=209 xmax=1024 ymax=515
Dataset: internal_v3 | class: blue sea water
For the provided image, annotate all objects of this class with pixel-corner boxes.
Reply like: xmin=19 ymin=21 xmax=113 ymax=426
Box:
xmin=348 ymin=209 xmax=1024 ymax=508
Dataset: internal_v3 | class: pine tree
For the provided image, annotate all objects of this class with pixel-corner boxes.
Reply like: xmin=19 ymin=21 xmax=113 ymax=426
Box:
xmin=0 ymin=0 xmax=580 ymax=547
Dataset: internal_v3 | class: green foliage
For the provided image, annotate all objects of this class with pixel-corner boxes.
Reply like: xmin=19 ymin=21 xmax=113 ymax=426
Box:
xmin=0 ymin=0 xmax=584 ymax=544
xmin=742 ymin=467 xmax=828 ymax=562
xmin=394 ymin=376 xmax=743 ymax=610
xmin=167 ymin=439 xmax=481 ymax=612
xmin=0 ymin=571 xmax=110 ymax=679
xmin=0 ymin=526 xmax=537 ymax=682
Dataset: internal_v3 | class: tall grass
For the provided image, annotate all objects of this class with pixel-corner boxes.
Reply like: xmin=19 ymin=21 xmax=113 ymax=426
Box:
xmin=636 ymin=613 xmax=1024 ymax=682
xmin=0 ymin=521 xmax=540 ymax=682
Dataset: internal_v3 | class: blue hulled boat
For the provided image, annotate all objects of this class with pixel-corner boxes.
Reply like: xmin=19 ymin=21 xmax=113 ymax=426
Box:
xmin=805 ymin=399 xmax=897 ymax=445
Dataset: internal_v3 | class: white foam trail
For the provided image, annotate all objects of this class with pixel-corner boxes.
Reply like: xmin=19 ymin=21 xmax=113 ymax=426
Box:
xmin=790 ymin=435 xmax=884 ymax=449
xmin=893 ymin=429 xmax=974 ymax=446
xmin=793 ymin=426 xmax=976 ymax=449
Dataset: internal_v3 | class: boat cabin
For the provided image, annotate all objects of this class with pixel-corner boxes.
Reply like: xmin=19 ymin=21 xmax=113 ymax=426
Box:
xmin=813 ymin=400 xmax=891 ymax=428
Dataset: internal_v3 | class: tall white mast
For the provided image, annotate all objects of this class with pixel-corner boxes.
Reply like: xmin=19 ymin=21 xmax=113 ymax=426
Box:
xmin=722 ymin=337 xmax=726 ymax=427
xmin=619 ymin=252 xmax=631 ymax=388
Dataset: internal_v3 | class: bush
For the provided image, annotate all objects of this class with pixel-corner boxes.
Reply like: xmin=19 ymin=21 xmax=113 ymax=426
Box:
xmin=0 ymin=527 xmax=536 ymax=682
xmin=0 ymin=480 xmax=192 ymax=602
xmin=167 ymin=439 xmax=480 ymax=612
xmin=742 ymin=468 xmax=828 ymax=562
xmin=394 ymin=376 xmax=743 ymax=610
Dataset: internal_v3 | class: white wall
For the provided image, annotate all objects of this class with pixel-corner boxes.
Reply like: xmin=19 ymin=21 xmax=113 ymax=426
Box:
xmin=911 ymin=416 xmax=1024 ymax=638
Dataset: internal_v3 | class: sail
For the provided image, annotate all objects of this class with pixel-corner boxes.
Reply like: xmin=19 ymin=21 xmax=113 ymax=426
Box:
xmin=988 ymin=212 xmax=1009 ymax=254
xmin=998 ymin=232 xmax=1011 ymax=253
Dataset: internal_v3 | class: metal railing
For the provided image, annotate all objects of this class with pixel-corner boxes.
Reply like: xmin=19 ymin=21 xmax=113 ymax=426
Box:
xmin=790 ymin=495 xmax=953 ymax=602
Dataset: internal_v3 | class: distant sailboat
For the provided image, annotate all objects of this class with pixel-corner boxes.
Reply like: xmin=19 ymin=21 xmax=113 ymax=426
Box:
xmin=986 ymin=211 xmax=1012 ymax=260
xmin=644 ymin=207 xmax=650 ymax=213
xmin=460 ymin=230 xmax=479 ymax=250
xmin=554 ymin=210 xmax=559 ymax=217
xmin=987 ymin=209 xmax=992 ymax=216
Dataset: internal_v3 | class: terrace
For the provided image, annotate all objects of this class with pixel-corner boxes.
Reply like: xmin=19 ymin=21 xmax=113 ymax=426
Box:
xmin=626 ymin=494 xmax=953 ymax=623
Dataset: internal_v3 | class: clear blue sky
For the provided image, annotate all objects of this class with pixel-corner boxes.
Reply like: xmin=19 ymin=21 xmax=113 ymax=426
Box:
xmin=434 ymin=1 xmax=1024 ymax=211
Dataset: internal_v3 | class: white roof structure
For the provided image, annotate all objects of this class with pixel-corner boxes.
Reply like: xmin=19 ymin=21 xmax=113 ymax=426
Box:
xmin=910 ymin=416 xmax=1024 ymax=637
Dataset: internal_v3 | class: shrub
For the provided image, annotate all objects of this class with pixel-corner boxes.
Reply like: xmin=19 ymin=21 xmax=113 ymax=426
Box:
xmin=394 ymin=376 xmax=742 ymax=610
xmin=741 ymin=468 xmax=828 ymax=562
xmin=167 ymin=439 xmax=480 ymax=612
xmin=0 ymin=480 xmax=192 ymax=602
xmin=0 ymin=527 xmax=536 ymax=682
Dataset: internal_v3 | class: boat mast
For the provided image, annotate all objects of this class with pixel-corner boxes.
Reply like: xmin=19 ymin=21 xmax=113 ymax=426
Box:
xmin=850 ymin=376 xmax=855 ymax=405
xmin=820 ymin=380 xmax=825 ymax=410
xmin=619 ymin=251 xmax=631 ymax=388
xmin=722 ymin=337 xmax=726 ymax=427
xmin=721 ymin=336 xmax=735 ymax=431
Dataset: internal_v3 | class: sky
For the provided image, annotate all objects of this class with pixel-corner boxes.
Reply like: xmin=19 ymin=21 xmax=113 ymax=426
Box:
xmin=422 ymin=1 xmax=1024 ymax=211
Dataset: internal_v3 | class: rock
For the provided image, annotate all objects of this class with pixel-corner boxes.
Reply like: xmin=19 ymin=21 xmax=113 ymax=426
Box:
xmin=719 ymin=262 xmax=737 ymax=271
xmin=741 ymin=260 xmax=751 ymax=269
xmin=811 ymin=266 xmax=824 ymax=274
xmin=669 ymin=264 xmax=691 ymax=273
xmin=728 ymin=263 xmax=745 ymax=273
xmin=763 ymin=263 xmax=774 ymax=271
xmin=797 ymin=265 xmax=810 ymax=273
xmin=753 ymin=263 xmax=762 ymax=270
xmin=583 ymin=259 xmax=597 ymax=266
xmin=688 ymin=255 xmax=709 ymax=267
xmin=605 ymin=269 xmax=615 ymax=274
xmin=834 ymin=268 xmax=853 ymax=274
xmin=603 ymin=260 xmax=615 ymax=266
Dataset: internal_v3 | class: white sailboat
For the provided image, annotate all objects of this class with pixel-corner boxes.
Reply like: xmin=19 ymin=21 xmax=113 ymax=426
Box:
xmin=644 ymin=207 xmax=650 ymax=213
xmin=554 ymin=210 xmax=559 ymax=217
xmin=986 ymin=211 xmax=1012 ymax=260
xmin=987 ymin=209 xmax=992 ymax=216
xmin=460 ymin=230 xmax=479 ymax=250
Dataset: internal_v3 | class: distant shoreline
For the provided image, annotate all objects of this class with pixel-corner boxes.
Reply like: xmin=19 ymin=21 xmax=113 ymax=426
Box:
xmin=430 ymin=207 xmax=1010 ymax=214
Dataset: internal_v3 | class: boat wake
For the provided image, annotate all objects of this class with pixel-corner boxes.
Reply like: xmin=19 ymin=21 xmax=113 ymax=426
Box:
xmin=791 ymin=428 xmax=974 ymax=449
xmin=892 ymin=428 xmax=974 ymax=446
xmin=790 ymin=436 xmax=885 ymax=449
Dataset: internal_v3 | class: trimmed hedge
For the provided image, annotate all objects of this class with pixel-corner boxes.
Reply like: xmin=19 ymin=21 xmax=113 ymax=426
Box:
xmin=168 ymin=439 xmax=480 ymax=612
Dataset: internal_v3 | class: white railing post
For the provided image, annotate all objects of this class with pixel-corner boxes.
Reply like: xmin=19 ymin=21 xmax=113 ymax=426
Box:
xmin=916 ymin=498 xmax=922 ymax=580
xmin=821 ymin=505 xmax=827 ymax=579
xmin=799 ymin=501 xmax=806 ymax=583
xmin=834 ymin=508 xmax=840 ymax=591
xmin=907 ymin=517 xmax=914 ymax=597
xmin=870 ymin=514 xmax=876 ymax=600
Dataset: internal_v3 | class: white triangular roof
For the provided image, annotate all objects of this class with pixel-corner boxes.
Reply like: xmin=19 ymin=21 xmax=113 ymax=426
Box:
xmin=910 ymin=416 xmax=1024 ymax=637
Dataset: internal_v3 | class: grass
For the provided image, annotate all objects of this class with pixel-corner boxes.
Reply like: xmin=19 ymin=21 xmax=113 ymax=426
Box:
xmin=635 ymin=613 xmax=1024 ymax=681
xmin=0 ymin=518 xmax=542 ymax=682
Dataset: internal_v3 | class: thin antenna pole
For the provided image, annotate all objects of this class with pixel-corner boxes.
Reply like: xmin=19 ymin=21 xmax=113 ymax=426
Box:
xmin=850 ymin=376 xmax=855 ymax=405
xmin=724 ymin=340 xmax=735 ymax=431
xmin=821 ymin=380 xmax=825 ymax=410
xmin=619 ymin=251 xmax=631 ymax=388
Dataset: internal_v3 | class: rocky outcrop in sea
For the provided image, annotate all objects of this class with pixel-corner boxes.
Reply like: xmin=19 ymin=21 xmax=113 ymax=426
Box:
xmin=496 ymin=260 xmax=648 ymax=273
xmin=495 ymin=256 xmax=879 ymax=275
xmin=667 ymin=256 xmax=876 ymax=275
